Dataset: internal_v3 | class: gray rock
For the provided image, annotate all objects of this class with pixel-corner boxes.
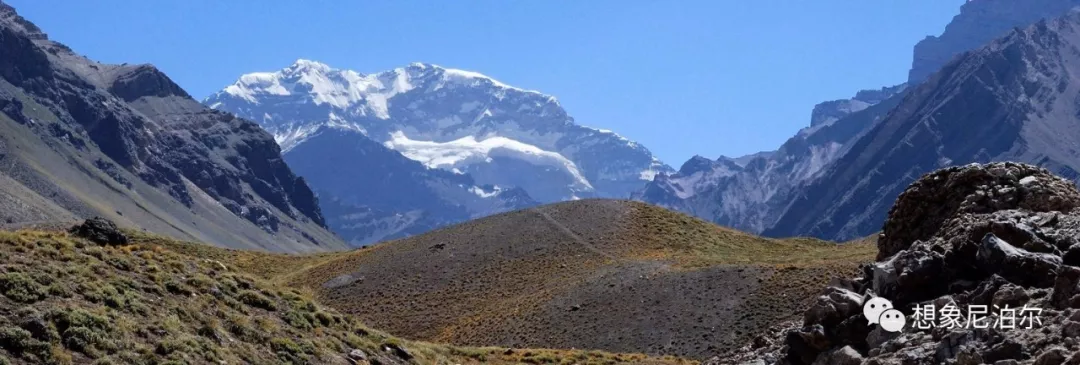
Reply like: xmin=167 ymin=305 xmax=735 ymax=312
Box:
xmin=804 ymin=286 xmax=864 ymax=327
xmin=786 ymin=324 xmax=832 ymax=365
xmin=1054 ymin=267 xmax=1080 ymax=309
xmin=978 ymin=233 xmax=1063 ymax=288
xmin=1066 ymin=350 xmax=1080 ymax=364
xmin=984 ymin=340 xmax=1025 ymax=363
xmin=737 ymin=163 xmax=1080 ymax=365
xmin=69 ymin=217 xmax=128 ymax=246
xmin=993 ymin=283 xmax=1033 ymax=308
xmin=347 ymin=349 xmax=368 ymax=361
xmin=866 ymin=327 xmax=900 ymax=350
xmin=1036 ymin=346 xmax=1069 ymax=365
xmin=811 ymin=345 xmax=863 ymax=365
xmin=381 ymin=343 xmax=413 ymax=361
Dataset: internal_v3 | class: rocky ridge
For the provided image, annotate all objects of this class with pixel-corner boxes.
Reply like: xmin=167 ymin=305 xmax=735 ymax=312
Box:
xmin=642 ymin=1 xmax=1080 ymax=243
xmin=908 ymin=0 xmax=1080 ymax=83
xmin=634 ymin=84 xmax=906 ymax=234
xmin=766 ymin=9 xmax=1080 ymax=241
xmin=720 ymin=162 xmax=1080 ymax=364
xmin=0 ymin=1 xmax=343 ymax=252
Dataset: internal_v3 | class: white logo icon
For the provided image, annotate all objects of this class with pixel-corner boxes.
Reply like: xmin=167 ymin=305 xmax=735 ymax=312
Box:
xmin=863 ymin=297 xmax=893 ymax=324
xmin=878 ymin=309 xmax=906 ymax=332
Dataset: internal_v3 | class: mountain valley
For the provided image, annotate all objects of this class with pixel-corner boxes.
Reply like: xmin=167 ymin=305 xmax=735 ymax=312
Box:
xmin=8 ymin=0 xmax=1080 ymax=364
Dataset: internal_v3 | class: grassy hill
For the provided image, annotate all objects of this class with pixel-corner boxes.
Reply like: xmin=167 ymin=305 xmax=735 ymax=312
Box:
xmin=215 ymin=200 xmax=876 ymax=360
xmin=0 ymin=228 xmax=691 ymax=365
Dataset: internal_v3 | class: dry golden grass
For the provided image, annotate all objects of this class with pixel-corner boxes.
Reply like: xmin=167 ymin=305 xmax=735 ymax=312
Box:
xmin=621 ymin=203 xmax=876 ymax=268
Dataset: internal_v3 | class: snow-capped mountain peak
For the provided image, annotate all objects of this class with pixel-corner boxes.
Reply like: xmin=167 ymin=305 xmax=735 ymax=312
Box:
xmin=207 ymin=60 xmax=672 ymax=204
xmin=218 ymin=60 xmax=548 ymax=112
xmin=219 ymin=59 xmax=416 ymax=115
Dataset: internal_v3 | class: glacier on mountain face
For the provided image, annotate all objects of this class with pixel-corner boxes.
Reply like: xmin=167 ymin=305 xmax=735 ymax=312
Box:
xmin=383 ymin=131 xmax=593 ymax=190
xmin=205 ymin=59 xmax=670 ymax=245
xmin=206 ymin=59 xmax=671 ymax=203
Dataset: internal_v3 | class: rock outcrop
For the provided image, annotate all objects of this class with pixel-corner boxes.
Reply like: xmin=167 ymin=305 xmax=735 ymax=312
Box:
xmin=69 ymin=217 xmax=128 ymax=246
xmin=719 ymin=163 xmax=1080 ymax=364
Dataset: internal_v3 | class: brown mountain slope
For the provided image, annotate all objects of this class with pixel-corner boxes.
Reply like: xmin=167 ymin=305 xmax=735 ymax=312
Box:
xmin=0 ymin=1 xmax=343 ymax=252
xmin=0 ymin=226 xmax=691 ymax=365
xmin=260 ymin=200 xmax=875 ymax=360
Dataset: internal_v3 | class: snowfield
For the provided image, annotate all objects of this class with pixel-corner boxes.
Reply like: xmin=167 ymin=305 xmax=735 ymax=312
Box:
xmin=384 ymin=131 xmax=594 ymax=190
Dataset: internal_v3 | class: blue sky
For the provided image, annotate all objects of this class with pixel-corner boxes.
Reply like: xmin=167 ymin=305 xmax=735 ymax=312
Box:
xmin=7 ymin=0 xmax=964 ymax=165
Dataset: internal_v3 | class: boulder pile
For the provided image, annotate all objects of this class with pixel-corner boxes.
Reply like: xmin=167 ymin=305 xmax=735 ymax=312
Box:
xmin=718 ymin=163 xmax=1080 ymax=364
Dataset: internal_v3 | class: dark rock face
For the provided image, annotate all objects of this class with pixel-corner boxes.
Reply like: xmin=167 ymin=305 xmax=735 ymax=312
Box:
xmin=69 ymin=217 xmax=128 ymax=246
xmin=767 ymin=11 xmax=1080 ymax=242
xmin=646 ymin=1 xmax=1080 ymax=243
xmin=107 ymin=64 xmax=191 ymax=102
xmin=285 ymin=128 xmax=537 ymax=246
xmin=719 ymin=163 xmax=1080 ymax=364
xmin=908 ymin=0 xmax=1080 ymax=84
xmin=637 ymin=83 xmax=907 ymax=235
xmin=0 ymin=1 xmax=342 ymax=251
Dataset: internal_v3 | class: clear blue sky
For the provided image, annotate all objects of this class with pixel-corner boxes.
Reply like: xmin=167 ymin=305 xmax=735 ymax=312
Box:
xmin=7 ymin=0 xmax=964 ymax=165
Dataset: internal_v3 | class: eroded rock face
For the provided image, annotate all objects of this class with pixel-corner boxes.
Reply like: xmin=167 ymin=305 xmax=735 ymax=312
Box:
xmin=716 ymin=163 xmax=1080 ymax=365
xmin=878 ymin=162 xmax=1080 ymax=261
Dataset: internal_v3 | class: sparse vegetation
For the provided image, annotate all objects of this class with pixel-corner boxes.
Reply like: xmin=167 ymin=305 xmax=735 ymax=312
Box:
xmin=0 ymin=229 xmax=686 ymax=364
xmin=624 ymin=203 xmax=876 ymax=267
xmin=197 ymin=200 xmax=874 ymax=360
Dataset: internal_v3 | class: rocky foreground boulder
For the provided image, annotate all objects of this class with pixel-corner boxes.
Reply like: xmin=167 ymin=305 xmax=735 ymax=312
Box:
xmin=69 ymin=217 xmax=129 ymax=246
xmin=717 ymin=163 xmax=1080 ymax=364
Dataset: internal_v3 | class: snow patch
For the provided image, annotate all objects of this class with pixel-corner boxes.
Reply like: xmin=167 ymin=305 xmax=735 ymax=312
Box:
xmin=384 ymin=131 xmax=593 ymax=189
xmin=469 ymin=186 xmax=500 ymax=198
xmin=272 ymin=116 xmax=366 ymax=153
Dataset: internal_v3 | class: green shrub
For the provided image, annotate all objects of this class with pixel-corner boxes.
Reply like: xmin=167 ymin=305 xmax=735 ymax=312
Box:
xmin=154 ymin=339 xmax=186 ymax=356
xmin=105 ymin=256 xmax=132 ymax=271
xmin=237 ymin=290 xmax=275 ymax=311
xmin=281 ymin=310 xmax=312 ymax=330
xmin=0 ymin=326 xmax=50 ymax=359
xmin=47 ymin=308 xmax=111 ymax=334
xmin=62 ymin=326 xmax=102 ymax=354
xmin=163 ymin=280 xmax=192 ymax=296
xmin=185 ymin=274 xmax=213 ymax=291
xmin=0 ymin=273 xmax=47 ymax=303
xmin=46 ymin=284 xmax=72 ymax=298
xmin=0 ymin=326 xmax=34 ymax=352
xmin=224 ymin=316 xmax=262 ymax=343
xmin=314 ymin=311 xmax=335 ymax=327
xmin=270 ymin=337 xmax=314 ymax=363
